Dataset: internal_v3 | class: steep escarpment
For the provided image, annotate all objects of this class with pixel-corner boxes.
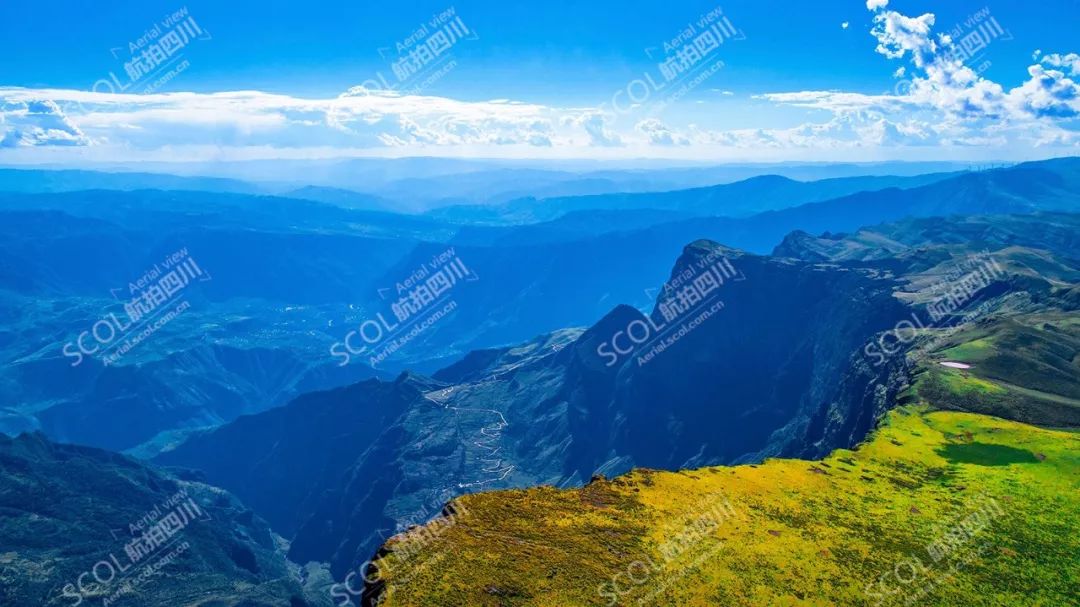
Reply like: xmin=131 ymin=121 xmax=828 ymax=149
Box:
xmin=161 ymin=208 xmax=1080 ymax=587
xmin=157 ymin=239 xmax=914 ymax=582
xmin=361 ymin=312 xmax=1080 ymax=606
xmin=607 ymin=241 xmax=910 ymax=467
xmin=776 ymin=212 xmax=1080 ymax=455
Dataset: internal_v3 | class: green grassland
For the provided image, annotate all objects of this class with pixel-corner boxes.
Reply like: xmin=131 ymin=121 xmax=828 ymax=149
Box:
xmin=915 ymin=313 xmax=1080 ymax=428
xmin=370 ymin=319 xmax=1080 ymax=607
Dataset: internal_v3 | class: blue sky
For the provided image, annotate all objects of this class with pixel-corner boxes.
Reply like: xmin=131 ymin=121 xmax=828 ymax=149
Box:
xmin=1 ymin=0 xmax=1078 ymax=162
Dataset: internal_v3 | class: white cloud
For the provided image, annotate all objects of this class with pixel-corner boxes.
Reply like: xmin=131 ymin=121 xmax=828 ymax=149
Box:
xmin=636 ymin=119 xmax=689 ymax=145
xmin=1041 ymin=53 xmax=1080 ymax=76
xmin=0 ymin=99 xmax=89 ymax=147
xmin=0 ymin=2 xmax=1077 ymax=163
xmin=755 ymin=4 xmax=1080 ymax=152
xmin=866 ymin=0 xmax=889 ymax=12
xmin=871 ymin=10 xmax=938 ymax=67
xmin=1007 ymin=63 xmax=1080 ymax=119
xmin=576 ymin=112 xmax=623 ymax=147
xmin=0 ymin=87 xmax=605 ymax=153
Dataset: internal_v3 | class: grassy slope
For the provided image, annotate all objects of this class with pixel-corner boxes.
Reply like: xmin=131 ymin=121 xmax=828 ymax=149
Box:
xmin=372 ymin=321 xmax=1080 ymax=606
xmin=915 ymin=313 xmax=1080 ymax=428
xmin=374 ymin=409 xmax=1078 ymax=606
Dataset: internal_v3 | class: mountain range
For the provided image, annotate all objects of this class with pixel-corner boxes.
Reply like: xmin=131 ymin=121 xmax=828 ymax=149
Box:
xmin=356 ymin=208 xmax=1079 ymax=605
xmin=1 ymin=157 xmax=1078 ymax=607
xmin=4 ymin=159 xmax=1076 ymax=457
xmin=152 ymin=202 xmax=1080 ymax=585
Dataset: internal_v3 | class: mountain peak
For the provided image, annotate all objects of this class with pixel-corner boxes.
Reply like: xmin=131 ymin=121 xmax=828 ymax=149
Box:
xmin=393 ymin=370 xmax=445 ymax=392
xmin=681 ymin=239 xmax=744 ymax=259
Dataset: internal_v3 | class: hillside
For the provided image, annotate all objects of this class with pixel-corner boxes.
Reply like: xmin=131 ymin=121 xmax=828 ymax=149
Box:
xmin=156 ymin=240 xmax=915 ymax=579
xmin=0 ymin=432 xmax=331 ymax=606
xmin=154 ymin=210 xmax=1080 ymax=584
xmin=362 ymin=355 xmax=1080 ymax=606
xmin=2 ymin=162 xmax=1077 ymax=454
xmin=354 ymin=208 xmax=1080 ymax=605
xmin=911 ymin=313 xmax=1080 ymax=428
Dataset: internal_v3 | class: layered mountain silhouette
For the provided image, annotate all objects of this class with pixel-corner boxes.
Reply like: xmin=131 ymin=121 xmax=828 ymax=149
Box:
xmin=355 ymin=211 xmax=1080 ymax=607
xmin=435 ymin=170 xmax=960 ymax=224
xmin=1 ymin=159 xmax=1076 ymax=454
xmin=2 ymin=159 xmax=1079 ymax=607
xmin=140 ymin=224 xmax=1008 ymax=579
xmin=156 ymin=200 xmax=1079 ymax=581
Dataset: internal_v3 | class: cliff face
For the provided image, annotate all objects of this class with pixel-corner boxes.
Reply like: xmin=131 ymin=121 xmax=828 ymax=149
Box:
xmin=158 ymin=239 xmax=917 ymax=580
xmin=160 ymin=209 xmax=1080 ymax=585
xmin=604 ymin=241 xmax=910 ymax=468
xmin=797 ymin=343 xmax=912 ymax=460
xmin=357 ymin=213 xmax=1080 ymax=607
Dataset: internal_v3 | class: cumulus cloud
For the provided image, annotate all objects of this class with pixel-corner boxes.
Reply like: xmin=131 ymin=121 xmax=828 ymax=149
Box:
xmin=0 ymin=2 xmax=1077 ymax=162
xmin=755 ymin=4 xmax=1080 ymax=152
xmin=635 ymin=119 xmax=689 ymax=145
xmin=1007 ymin=63 xmax=1080 ymax=119
xmin=862 ymin=7 xmax=1080 ymax=123
xmin=575 ymin=112 xmax=622 ymax=147
xmin=1041 ymin=53 xmax=1080 ymax=76
xmin=871 ymin=10 xmax=938 ymax=67
xmin=0 ymin=87 xmax=614 ymax=154
xmin=0 ymin=99 xmax=89 ymax=147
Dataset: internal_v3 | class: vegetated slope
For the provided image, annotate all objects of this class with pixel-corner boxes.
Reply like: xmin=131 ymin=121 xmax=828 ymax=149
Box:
xmin=363 ymin=357 xmax=1079 ymax=607
xmin=773 ymin=212 xmax=1080 ymax=263
xmin=0 ymin=193 xmax=420 ymax=451
xmin=0 ymin=285 xmax=381 ymax=452
xmin=157 ymin=208 xmax=1080 ymax=583
xmin=156 ymin=240 xmax=914 ymax=580
xmin=0 ymin=432 xmax=331 ymax=607
xmin=155 ymin=376 xmax=427 ymax=552
xmin=359 ymin=208 xmax=1080 ymax=606
xmin=910 ymin=313 xmax=1080 ymax=428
